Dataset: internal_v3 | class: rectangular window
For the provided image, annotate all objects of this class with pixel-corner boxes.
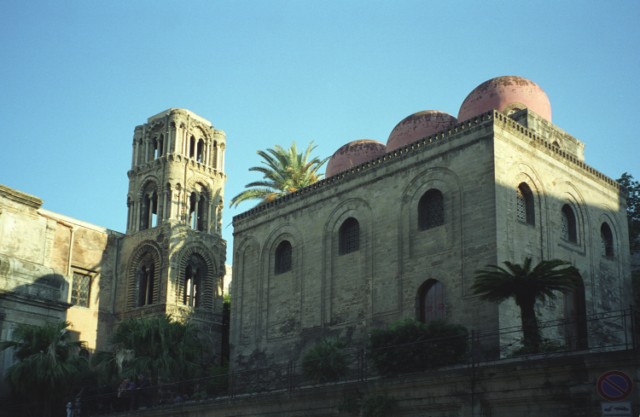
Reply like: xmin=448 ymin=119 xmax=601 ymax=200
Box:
xmin=71 ymin=272 xmax=91 ymax=307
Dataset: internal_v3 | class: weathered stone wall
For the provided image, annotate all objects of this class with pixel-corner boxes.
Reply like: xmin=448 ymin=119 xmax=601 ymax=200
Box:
xmin=109 ymin=349 xmax=640 ymax=417
xmin=0 ymin=185 xmax=121 ymax=394
xmin=231 ymin=114 xmax=502 ymax=370
xmin=492 ymin=111 xmax=631 ymax=351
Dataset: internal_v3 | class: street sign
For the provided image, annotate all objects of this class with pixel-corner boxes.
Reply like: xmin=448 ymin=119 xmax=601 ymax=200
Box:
xmin=597 ymin=371 xmax=634 ymax=402
xmin=601 ymin=401 xmax=632 ymax=417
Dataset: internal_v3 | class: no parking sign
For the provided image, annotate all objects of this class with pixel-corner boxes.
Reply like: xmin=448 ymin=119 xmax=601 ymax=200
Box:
xmin=597 ymin=370 xmax=634 ymax=402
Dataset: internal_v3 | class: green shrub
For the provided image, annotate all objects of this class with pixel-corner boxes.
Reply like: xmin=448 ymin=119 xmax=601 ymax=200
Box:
xmin=302 ymin=338 xmax=349 ymax=383
xmin=368 ymin=319 xmax=468 ymax=377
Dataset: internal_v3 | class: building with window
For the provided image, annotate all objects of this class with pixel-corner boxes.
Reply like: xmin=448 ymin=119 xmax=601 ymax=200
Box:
xmin=0 ymin=109 xmax=228 ymax=393
xmin=229 ymin=76 xmax=632 ymax=373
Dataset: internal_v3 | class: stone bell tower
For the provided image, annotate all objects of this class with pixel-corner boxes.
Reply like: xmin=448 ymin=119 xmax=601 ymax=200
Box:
xmin=115 ymin=109 xmax=227 ymax=350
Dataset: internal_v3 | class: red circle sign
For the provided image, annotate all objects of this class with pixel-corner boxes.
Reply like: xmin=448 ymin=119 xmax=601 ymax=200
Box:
xmin=597 ymin=370 xmax=634 ymax=401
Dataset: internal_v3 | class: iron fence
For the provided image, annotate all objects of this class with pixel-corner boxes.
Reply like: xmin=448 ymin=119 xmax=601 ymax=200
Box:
xmin=3 ymin=308 xmax=635 ymax=416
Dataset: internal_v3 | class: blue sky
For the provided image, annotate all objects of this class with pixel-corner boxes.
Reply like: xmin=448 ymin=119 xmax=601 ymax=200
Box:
xmin=1 ymin=1 xmax=639 ymax=263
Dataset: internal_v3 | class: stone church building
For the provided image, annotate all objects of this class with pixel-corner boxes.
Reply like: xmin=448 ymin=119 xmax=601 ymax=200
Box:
xmin=0 ymin=76 xmax=633 ymax=402
xmin=230 ymin=76 xmax=632 ymax=372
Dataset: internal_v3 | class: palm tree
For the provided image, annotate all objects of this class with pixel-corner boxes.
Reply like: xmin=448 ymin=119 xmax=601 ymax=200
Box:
xmin=230 ymin=141 xmax=328 ymax=207
xmin=471 ymin=257 xmax=579 ymax=352
xmin=0 ymin=320 xmax=88 ymax=417
xmin=108 ymin=315 xmax=205 ymax=390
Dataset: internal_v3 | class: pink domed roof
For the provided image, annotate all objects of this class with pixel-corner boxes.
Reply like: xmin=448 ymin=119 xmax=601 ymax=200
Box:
xmin=458 ymin=76 xmax=552 ymax=122
xmin=386 ymin=110 xmax=458 ymax=151
xmin=325 ymin=139 xmax=386 ymax=177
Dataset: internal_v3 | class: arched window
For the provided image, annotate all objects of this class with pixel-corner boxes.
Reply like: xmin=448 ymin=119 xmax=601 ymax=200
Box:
xmin=136 ymin=254 xmax=156 ymax=307
xmin=183 ymin=254 xmax=207 ymax=307
xmin=418 ymin=189 xmax=444 ymax=230
xmin=339 ymin=217 xmax=359 ymax=255
xmin=275 ymin=240 xmax=292 ymax=274
xmin=418 ymin=279 xmax=445 ymax=322
xmin=152 ymin=137 xmax=160 ymax=160
xmin=561 ymin=204 xmax=577 ymax=243
xmin=601 ymin=223 xmax=614 ymax=257
xmin=189 ymin=189 xmax=208 ymax=231
xmin=516 ymin=183 xmax=535 ymax=225
xmin=189 ymin=135 xmax=196 ymax=158
xmin=196 ymin=139 xmax=205 ymax=163
xmin=139 ymin=183 xmax=158 ymax=230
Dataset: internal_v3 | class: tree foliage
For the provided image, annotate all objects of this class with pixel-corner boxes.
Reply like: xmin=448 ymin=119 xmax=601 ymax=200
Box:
xmin=472 ymin=257 xmax=579 ymax=352
xmin=302 ymin=338 xmax=349 ymax=383
xmin=230 ymin=141 xmax=328 ymax=208
xmin=107 ymin=315 xmax=207 ymax=386
xmin=368 ymin=319 xmax=468 ymax=377
xmin=0 ymin=321 xmax=88 ymax=417
xmin=617 ymin=172 xmax=640 ymax=251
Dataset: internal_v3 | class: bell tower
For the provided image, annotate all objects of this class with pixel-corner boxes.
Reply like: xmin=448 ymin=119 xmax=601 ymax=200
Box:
xmin=116 ymin=109 xmax=227 ymax=349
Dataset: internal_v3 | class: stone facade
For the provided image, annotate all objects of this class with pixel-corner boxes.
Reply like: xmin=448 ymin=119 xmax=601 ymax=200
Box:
xmin=0 ymin=109 xmax=228 ymax=394
xmin=230 ymin=107 xmax=631 ymax=371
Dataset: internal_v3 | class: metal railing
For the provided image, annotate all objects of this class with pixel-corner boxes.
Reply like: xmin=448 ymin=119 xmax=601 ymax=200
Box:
xmin=4 ymin=308 xmax=635 ymax=416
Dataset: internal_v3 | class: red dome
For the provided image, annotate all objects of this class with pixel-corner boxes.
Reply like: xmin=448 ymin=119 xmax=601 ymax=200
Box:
xmin=386 ymin=110 xmax=458 ymax=151
xmin=325 ymin=140 xmax=386 ymax=177
xmin=458 ymin=76 xmax=551 ymax=122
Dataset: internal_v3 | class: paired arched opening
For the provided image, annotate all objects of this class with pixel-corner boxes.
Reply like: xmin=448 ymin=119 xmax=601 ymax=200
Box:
xmin=127 ymin=243 xmax=162 ymax=309
xmin=182 ymin=253 xmax=208 ymax=308
xmin=188 ymin=186 xmax=210 ymax=231
xmin=189 ymin=136 xmax=206 ymax=163
xmin=139 ymin=182 xmax=159 ymax=230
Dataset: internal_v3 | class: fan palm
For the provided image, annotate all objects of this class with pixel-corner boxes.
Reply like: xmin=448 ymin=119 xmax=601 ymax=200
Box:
xmin=109 ymin=315 xmax=205 ymax=386
xmin=471 ymin=257 xmax=579 ymax=352
xmin=0 ymin=321 xmax=88 ymax=417
xmin=230 ymin=141 xmax=328 ymax=207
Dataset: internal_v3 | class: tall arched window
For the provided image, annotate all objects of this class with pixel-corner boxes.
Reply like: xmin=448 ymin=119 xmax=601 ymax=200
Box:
xmin=418 ymin=279 xmax=445 ymax=322
xmin=418 ymin=189 xmax=444 ymax=230
xmin=183 ymin=254 xmax=207 ymax=307
xmin=189 ymin=188 xmax=209 ymax=231
xmin=561 ymin=204 xmax=577 ymax=243
xmin=136 ymin=254 xmax=156 ymax=307
xmin=275 ymin=240 xmax=292 ymax=274
xmin=196 ymin=139 xmax=205 ymax=163
xmin=339 ymin=217 xmax=360 ymax=255
xmin=600 ymin=223 xmax=614 ymax=257
xmin=516 ymin=183 xmax=535 ymax=225
xmin=189 ymin=135 xmax=196 ymax=158
xmin=139 ymin=182 xmax=158 ymax=230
